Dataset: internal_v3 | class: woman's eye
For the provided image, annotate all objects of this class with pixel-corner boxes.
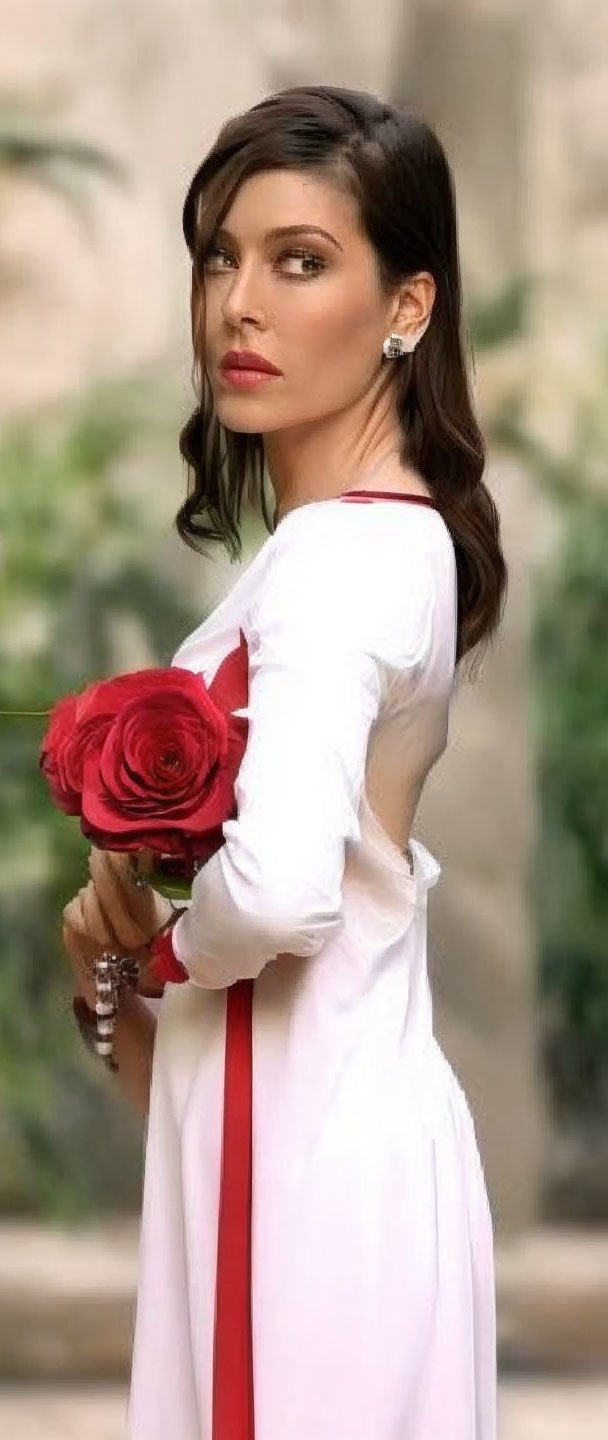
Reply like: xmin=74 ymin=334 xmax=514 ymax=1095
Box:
xmin=203 ymin=246 xmax=232 ymax=270
xmin=279 ymin=249 xmax=325 ymax=277
xmin=203 ymin=246 xmax=324 ymax=278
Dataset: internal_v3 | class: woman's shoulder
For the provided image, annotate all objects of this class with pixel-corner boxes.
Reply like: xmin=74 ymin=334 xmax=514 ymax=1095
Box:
xmin=267 ymin=491 xmax=454 ymax=577
xmin=248 ymin=493 xmax=453 ymax=671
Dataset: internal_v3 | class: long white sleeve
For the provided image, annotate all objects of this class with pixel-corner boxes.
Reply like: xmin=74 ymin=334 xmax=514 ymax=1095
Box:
xmin=170 ymin=503 xmax=435 ymax=988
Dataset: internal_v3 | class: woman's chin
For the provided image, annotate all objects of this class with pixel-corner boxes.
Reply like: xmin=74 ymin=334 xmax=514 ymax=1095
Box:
xmin=214 ymin=397 xmax=278 ymax=434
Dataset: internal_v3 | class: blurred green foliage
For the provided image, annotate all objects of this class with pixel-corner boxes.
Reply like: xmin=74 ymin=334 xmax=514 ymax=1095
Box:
xmin=471 ymin=280 xmax=608 ymax=1130
xmin=488 ymin=334 xmax=608 ymax=1127
xmin=532 ymin=490 xmax=608 ymax=1124
xmin=0 ymin=375 xmax=207 ymax=1218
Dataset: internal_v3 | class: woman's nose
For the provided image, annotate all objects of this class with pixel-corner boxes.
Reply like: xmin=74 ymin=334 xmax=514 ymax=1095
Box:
xmin=221 ymin=263 xmax=265 ymax=326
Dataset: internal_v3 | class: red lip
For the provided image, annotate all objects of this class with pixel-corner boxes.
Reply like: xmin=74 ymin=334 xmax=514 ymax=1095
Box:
xmin=220 ymin=349 xmax=282 ymax=375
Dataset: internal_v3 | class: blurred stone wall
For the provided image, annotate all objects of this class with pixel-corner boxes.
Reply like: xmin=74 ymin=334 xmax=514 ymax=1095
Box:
xmin=389 ymin=0 xmax=546 ymax=1235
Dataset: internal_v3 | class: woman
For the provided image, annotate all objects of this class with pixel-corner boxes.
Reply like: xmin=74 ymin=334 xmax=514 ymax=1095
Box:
xmin=63 ymin=85 xmax=506 ymax=1439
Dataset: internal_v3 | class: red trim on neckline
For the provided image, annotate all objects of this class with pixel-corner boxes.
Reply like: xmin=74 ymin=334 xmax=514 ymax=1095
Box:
xmin=340 ymin=489 xmax=437 ymax=508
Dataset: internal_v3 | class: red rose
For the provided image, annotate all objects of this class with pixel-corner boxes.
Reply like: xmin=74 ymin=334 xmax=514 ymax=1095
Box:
xmin=39 ymin=630 xmax=250 ymax=866
xmin=39 ymin=671 xmax=159 ymax=812
xmin=39 ymin=692 xmax=81 ymax=812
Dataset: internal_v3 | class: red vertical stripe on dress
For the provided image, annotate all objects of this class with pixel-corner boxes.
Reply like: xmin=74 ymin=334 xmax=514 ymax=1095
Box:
xmin=212 ymin=977 xmax=255 ymax=1440
xmin=210 ymin=490 xmax=439 ymax=1439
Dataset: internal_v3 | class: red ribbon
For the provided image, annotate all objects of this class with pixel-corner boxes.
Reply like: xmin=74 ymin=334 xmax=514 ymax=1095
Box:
xmin=150 ymin=923 xmax=255 ymax=1437
xmin=149 ymin=913 xmax=190 ymax=985
xmin=212 ymin=977 xmax=255 ymax=1440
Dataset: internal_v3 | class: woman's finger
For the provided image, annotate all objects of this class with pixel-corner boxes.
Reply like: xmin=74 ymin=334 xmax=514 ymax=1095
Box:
xmin=63 ymin=895 xmax=105 ymax=961
xmin=79 ymin=881 xmax=117 ymax=948
xmin=89 ymin=847 xmax=174 ymax=942
xmin=105 ymin=847 xmax=172 ymax=931
xmin=61 ymin=907 xmax=98 ymax=1010
xmin=91 ymin=846 xmax=159 ymax=935
xmin=88 ymin=848 xmax=151 ymax=949
xmin=62 ymin=893 xmax=86 ymax=935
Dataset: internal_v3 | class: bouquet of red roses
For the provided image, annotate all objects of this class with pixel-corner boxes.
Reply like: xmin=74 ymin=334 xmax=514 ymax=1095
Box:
xmin=38 ymin=630 xmax=249 ymax=891
xmin=32 ymin=631 xmax=250 ymax=1062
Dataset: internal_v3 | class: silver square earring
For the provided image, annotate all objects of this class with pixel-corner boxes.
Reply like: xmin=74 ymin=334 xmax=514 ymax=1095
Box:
xmin=383 ymin=332 xmax=410 ymax=358
xmin=382 ymin=319 xmax=430 ymax=359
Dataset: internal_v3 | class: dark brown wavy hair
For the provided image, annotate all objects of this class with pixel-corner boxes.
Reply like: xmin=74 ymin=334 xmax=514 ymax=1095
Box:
xmin=176 ymin=84 xmax=507 ymax=674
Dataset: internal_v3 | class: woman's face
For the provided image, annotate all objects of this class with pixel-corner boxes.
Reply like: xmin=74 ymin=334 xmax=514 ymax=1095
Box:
xmin=199 ymin=168 xmax=427 ymax=436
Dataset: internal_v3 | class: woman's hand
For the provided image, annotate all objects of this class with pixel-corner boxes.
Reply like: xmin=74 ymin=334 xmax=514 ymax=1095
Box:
xmin=62 ymin=847 xmax=175 ymax=1004
xmin=87 ymin=846 xmax=175 ymax=949
xmin=62 ymin=884 xmax=166 ymax=1003
xmin=62 ymin=884 xmax=109 ymax=1011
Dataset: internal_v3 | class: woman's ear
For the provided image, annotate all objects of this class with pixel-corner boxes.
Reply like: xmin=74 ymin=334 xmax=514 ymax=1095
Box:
xmin=391 ymin=270 xmax=436 ymax=335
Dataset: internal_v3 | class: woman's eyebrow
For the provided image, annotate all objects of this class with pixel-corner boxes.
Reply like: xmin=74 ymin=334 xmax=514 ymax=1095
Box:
xmin=214 ymin=223 xmax=343 ymax=252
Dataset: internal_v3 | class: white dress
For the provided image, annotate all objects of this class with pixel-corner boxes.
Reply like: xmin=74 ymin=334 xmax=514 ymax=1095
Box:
xmin=126 ymin=490 xmax=497 ymax=1440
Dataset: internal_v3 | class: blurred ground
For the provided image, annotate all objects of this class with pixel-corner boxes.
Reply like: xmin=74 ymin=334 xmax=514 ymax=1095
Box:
xmin=3 ymin=1218 xmax=608 ymax=1377
xmin=1 ymin=1376 xmax=608 ymax=1438
xmin=1 ymin=1219 xmax=607 ymax=1434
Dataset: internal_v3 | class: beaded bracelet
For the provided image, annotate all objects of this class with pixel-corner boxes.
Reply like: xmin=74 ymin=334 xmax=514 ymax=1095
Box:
xmin=72 ymin=952 xmax=141 ymax=1073
xmin=71 ymin=911 xmax=187 ymax=1072
xmin=72 ymin=994 xmax=103 ymax=1057
xmin=93 ymin=950 xmax=141 ymax=1071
